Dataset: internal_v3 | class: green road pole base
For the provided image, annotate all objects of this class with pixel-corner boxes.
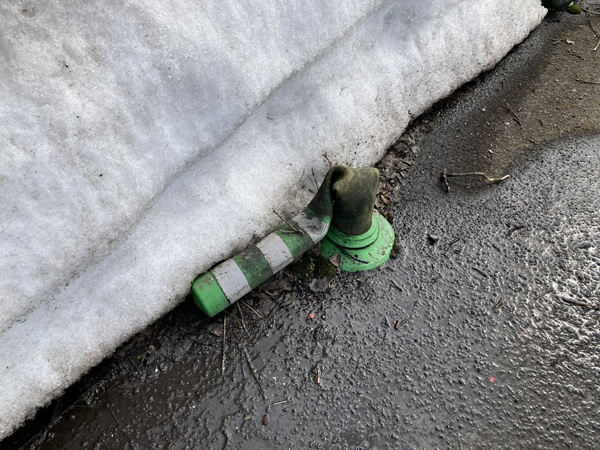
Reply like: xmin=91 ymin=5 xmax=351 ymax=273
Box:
xmin=320 ymin=211 xmax=394 ymax=272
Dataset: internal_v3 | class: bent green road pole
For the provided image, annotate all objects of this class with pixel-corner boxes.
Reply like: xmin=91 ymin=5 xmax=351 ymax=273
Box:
xmin=192 ymin=165 xmax=395 ymax=317
xmin=192 ymin=165 xmax=339 ymax=317
xmin=192 ymin=209 xmax=329 ymax=317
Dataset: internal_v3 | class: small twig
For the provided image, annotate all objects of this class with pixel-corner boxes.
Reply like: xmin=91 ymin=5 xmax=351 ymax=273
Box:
xmin=272 ymin=210 xmax=303 ymax=234
xmin=582 ymin=7 xmax=600 ymax=15
xmin=588 ymin=19 xmax=600 ymax=37
xmin=141 ymin=320 xmax=161 ymax=364
xmin=503 ymin=102 xmax=522 ymax=127
xmin=507 ymin=225 xmax=526 ymax=237
xmin=559 ymin=297 xmax=600 ymax=309
xmin=442 ymin=168 xmax=451 ymax=192
xmin=444 ymin=171 xmax=510 ymax=183
xmin=236 ymin=302 xmax=250 ymax=338
xmin=444 ymin=231 xmax=464 ymax=253
xmin=128 ymin=356 xmax=145 ymax=378
xmin=471 ymin=267 xmax=489 ymax=277
xmin=241 ymin=300 xmax=263 ymax=319
xmin=567 ymin=48 xmax=585 ymax=60
xmin=394 ymin=318 xmax=410 ymax=329
xmin=494 ymin=298 xmax=505 ymax=309
xmin=576 ymin=77 xmax=600 ymax=85
xmin=241 ymin=342 xmax=266 ymax=399
xmin=299 ymin=168 xmax=310 ymax=191
xmin=221 ymin=315 xmax=227 ymax=378
xmin=390 ymin=279 xmax=402 ymax=291
xmin=272 ymin=400 xmax=288 ymax=405
xmin=311 ymin=168 xmax=320 ymax=192
xmin=594 ymin=39 xmax=600 ymax=51
xmin=323 ymin=152 xmax=333 ymax=169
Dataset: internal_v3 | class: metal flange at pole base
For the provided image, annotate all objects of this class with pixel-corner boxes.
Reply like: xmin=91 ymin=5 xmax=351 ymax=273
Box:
xmin=320 ymin=211 xmax=395 ymax=272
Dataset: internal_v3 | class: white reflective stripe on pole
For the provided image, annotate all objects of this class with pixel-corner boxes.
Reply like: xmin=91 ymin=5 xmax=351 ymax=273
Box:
xmin=292 ymin=211 xmax=329 ymax=244
xmin=211 ymin=259 xmax=252 ymax=303
xmin=256 ymin=233 xmax=294 ymax=274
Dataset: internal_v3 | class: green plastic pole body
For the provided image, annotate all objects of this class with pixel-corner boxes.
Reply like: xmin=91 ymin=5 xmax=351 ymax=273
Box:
xmin=192 ymin=165 xmax=395 ymax=317
xmin=192 ymin=209 xmax=329 ymax=317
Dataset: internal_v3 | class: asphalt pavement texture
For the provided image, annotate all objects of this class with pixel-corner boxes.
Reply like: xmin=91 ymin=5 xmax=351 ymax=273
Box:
xmin=5 ymin=6 xmax=600 ymax=450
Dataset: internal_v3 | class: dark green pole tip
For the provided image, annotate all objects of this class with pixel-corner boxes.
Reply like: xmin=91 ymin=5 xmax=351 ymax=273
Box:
xmin=192 ymin=272 xmax=230 ymax=317
xmin=321 ymin=211 xmax=394 ymax=272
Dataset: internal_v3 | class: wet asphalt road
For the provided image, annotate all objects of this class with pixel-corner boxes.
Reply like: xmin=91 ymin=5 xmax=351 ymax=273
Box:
xmin=5 ymin=9 xmax=600 ymax=450
xmin=18 ymin=116 xmax=600 ymax=450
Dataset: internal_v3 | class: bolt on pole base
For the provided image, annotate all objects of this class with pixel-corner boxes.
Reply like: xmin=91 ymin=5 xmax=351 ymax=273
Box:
xmin=320 ymin=211 xmax=395 ymax=272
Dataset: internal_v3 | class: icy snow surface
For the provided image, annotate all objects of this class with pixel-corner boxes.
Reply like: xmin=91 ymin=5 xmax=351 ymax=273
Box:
xmin=0 ymin=0 xmax=545 ymax=439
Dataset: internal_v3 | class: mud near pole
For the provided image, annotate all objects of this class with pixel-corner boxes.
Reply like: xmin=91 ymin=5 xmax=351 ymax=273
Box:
xmin=5 ymin=8 xmax=600 ymax=450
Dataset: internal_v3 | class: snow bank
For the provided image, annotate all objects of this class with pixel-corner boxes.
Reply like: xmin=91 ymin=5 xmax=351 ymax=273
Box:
xmin=0 ymin=0 xmax=544 ymax=439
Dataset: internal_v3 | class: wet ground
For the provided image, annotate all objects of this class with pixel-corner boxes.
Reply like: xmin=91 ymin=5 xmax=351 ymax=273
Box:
xmin=4 ymin=6 xmax=600 ymax=450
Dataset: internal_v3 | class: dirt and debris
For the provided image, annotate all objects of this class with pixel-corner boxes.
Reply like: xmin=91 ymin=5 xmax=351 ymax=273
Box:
xmin=375 ymin=130 xmax=419 ymax=213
